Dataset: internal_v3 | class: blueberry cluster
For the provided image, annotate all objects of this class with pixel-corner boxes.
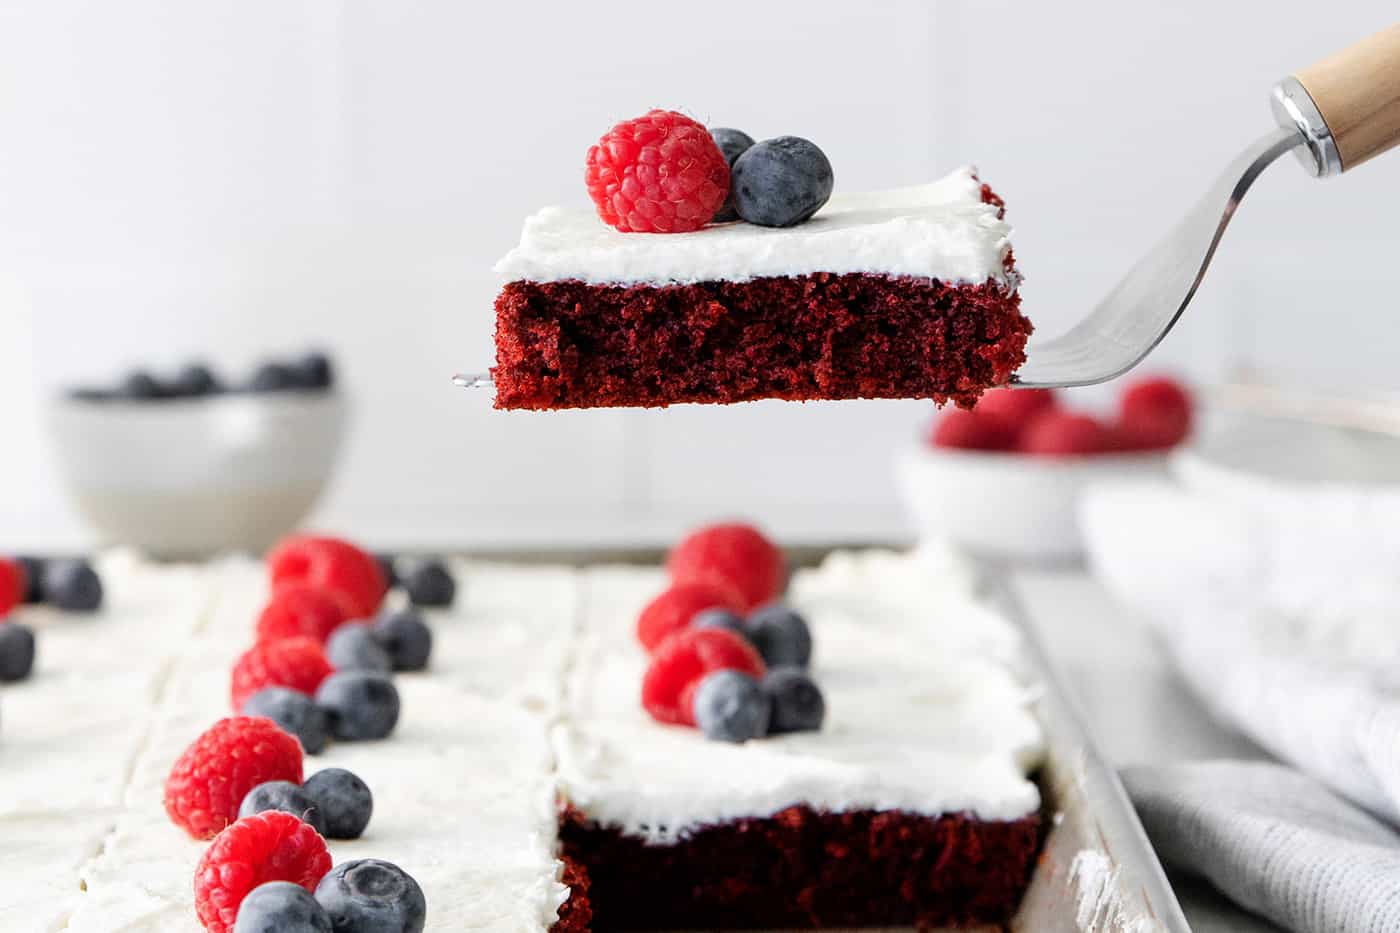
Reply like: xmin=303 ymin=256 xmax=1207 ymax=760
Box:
xmin=68 ymin=350 xmax=334 ymax=402
xmin=17 ymin=556 xmax=103 ymax=611
xmin=692 ymin=604 xmax=826 ymax=743
xmin=235 ymin=860 xmax=425 ymax=933
xmin=242 ymin=608 xmax=433 ymax=753
xmin=376 ymin=555 xmax=457 ymax=608
xmin=709 ymin=127 xmax=834 ymax=228
xmin=239 ymin=767 xmax=374 ymax=840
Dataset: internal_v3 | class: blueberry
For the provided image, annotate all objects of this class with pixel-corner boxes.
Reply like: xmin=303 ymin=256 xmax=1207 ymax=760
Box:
xmin=731 ymin=136 xmax=834 ymax=228
xmin=291 ymin=352 xmax=334 ymax=390
xmin=763 ymin=667 xmax=825 ymax=734
xmin=0 ymin=624 xmax=36 ymax=682
xmin=121 ymin=369 xmax=168 ymax=400
xmin=709 ymin=127 xmax=756 ymax=222
xmin=326 ymin=623 xmax=393 ymax=674
xmin=234 ymin=881 xmax=332 ymax=933
xmin=746 ymin=605 xmax=812 ymax=668
xmin=691 ymin=607 xmax=747 ymax=640
xmin=692 ymin=670 xmax=770 ymax=743
xmin=43 ymin=559 xmax=102 ymax=611
xmin=16 ymin=557 xmax=45 ymax=603
xmin=170 ymin=362 xmax=220 ymax=397
xmin=238 ymin=780 xmax=327 ymax=835
xmin=303 ymin=768 xmax=373 ymax=839
xmin=371 ymin=609 xmax=432 ymax=672
xmin=249 ymin=361 xmax=299 ymax=393
xmin=402 ymin=560 xmax=455 ymax=608
xmin=374 ymin=554 xmax=399 ymax=589
xmin=314 ymin=860 xmax=426 ymax=933
xmin=242 ymin=686 xmax=330 ymax=755
xmin=315 ymin=672 xmax=400 ymax=741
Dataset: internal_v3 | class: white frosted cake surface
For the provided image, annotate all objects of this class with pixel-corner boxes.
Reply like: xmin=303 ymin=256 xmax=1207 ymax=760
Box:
xmin=557 ymin=550 xmax=1044 ymax=844
xmin=494 ymin=166 xmax=1015 ymax=289
xmin=0 ymin=547 xmax=1043 ymax=930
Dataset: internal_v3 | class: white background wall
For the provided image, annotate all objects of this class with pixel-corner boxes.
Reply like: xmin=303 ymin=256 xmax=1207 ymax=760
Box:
xmin=2 ymin=1 xmax=1398 ymax=550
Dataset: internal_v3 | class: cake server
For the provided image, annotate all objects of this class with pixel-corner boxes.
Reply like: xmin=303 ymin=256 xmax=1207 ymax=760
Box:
xmin=1014 ymin=23 xmax=1400 ymax=388
xmin=457 ymin=25 xmax=1400 ymax=395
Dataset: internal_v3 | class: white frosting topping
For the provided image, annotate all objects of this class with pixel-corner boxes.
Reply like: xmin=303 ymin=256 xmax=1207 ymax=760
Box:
xmin=6 ymin=548 xmax=1044 ymax=928
xmin=494 ymin=167 xmax=1015 ymax=289
xmin=556 ymin=548 xmax=1045 ymax=844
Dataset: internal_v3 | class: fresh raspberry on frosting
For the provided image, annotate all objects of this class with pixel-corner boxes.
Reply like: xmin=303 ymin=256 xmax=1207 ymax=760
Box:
xmin=230 ymin=637 xmax=334 ymax=711
xmin=1019 ymin=411 xmax=1113 ymax=457
xmin=0 ymin=558 xmax=24 ymax=616
xmin=642 ymin=627 xmax=766 ymax=726
xmin=930 ymin=408 xmax=1018 ymax=452
xmin=667 ymin=522 xmax=786 ymax=611
xmin=1116 ymin=376 xmax=1193 ymax=451
xmin=255 ymin=581 xmax=354 ymax=645
xmin=636 ymin=580 xmax=745 ymax=653
xmin=164 ymin=716 xmax=304 ymax=840
xmin=193 ymin=810 xmax=331 ymax=933
xmin=585 ymin=109 xmax=730 ymax=233
xmin=268 ymin=535 xmax=387 ymax=619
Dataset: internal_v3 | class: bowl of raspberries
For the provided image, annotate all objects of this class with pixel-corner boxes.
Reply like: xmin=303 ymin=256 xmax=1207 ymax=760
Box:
xmin=896 ymin=376 xmax=1195 ymax=561
xmin=48 ymin=352 xmax=346 ymax=558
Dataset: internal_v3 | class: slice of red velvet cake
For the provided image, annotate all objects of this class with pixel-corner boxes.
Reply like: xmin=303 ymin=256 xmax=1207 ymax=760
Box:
xmin=551 ymin=544 xmax=1047 ymax=931
xmin=493 ymin=168 xmax=1030 ymax=410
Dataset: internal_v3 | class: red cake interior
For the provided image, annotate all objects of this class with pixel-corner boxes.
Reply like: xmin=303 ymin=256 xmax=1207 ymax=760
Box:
xmin=550 ymin=804 xmax=1043 ymax=931
xmin=492 ymin=186 xmax=1030 ymax=411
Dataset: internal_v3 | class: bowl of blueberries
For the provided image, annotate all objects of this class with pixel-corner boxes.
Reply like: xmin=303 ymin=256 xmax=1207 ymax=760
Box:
xmin=49 ymin=351 xmax=347 ymax=559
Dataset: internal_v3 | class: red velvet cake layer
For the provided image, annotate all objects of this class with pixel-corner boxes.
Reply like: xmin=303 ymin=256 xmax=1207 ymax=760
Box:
xmin=553 ymin=804 xmax=1043 ymax=931
xmin=493 ymin=271 xmax=1030 ymax=410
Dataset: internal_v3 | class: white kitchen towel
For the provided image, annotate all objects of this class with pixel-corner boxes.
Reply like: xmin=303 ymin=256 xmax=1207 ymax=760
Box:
xmin=1081 ymin=478 xmax=1400 ymax=932
xmin=1123 ymin=760 xmax=1400 ymax=933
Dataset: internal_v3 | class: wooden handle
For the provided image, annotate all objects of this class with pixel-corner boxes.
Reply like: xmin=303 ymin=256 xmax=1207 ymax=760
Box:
xmin=1294 ymin=24 xmax=1400 ymax=171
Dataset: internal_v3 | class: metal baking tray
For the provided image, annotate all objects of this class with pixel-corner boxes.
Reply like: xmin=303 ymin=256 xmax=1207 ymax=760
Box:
xmin=990 ymin=572 xmax=1191 ymax=933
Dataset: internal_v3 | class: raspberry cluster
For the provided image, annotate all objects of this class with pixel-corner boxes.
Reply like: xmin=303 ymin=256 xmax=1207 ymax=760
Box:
xmin=638 ymin=523 xmax=826 ymax=742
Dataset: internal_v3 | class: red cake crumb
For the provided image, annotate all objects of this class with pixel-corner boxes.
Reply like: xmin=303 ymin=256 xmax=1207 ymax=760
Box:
xmin=667 ymin=522 xmax=785 ymax=611
xmin=549 ymin=853 xmax=594 ymax=933
xmin=557 ymin=803 xmax=1042 ymax=930
xmin=493 ymin=271 xmax=1030 ymax=410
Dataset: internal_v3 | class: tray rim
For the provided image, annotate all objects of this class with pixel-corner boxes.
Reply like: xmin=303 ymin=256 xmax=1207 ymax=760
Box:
xmin=981 ymin=564 xmax=1192 ymax=933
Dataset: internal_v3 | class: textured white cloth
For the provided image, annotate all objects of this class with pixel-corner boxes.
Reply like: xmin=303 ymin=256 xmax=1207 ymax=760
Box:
xmin=1081 ymin=478 xmax=1400 ymax=933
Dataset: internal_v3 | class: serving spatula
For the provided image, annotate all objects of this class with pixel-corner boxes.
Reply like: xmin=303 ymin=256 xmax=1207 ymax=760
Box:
xmin=457 ymin=25 xmax=1400 ymax=394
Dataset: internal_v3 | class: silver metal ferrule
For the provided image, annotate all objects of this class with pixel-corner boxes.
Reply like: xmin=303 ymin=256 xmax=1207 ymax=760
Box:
xmin=1271 ymin=76 xmax=1342 ymax=177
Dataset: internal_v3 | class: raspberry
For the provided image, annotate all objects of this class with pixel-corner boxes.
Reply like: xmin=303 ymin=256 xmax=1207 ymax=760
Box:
xmin=585 ymin=109 xmax=730 ymax=234
xmin=929 ymin=408 xmax=1017 ymax=452
xmin=193 ymin=811 xmax=331 ymax=933
xmin=231 ymin=637 xmax=334 ymax=711
xmin=1019 ymin=411 xmax=1113 ymax=457
xmin=164 ymin=717 xmax=304 ymax=840
xmin=255 ymin=582 xmax=354 ymax=645
xmin=636 ymin=581 xmax=745 ymax=653
xmin=642 ymin=628 xmax=765 ymax=727
xmin=972 ymin=388 xmax=1058 ymax=437
xmin=0 ymin=558 xmax=24 ymax=616
xmin=1117 ymin=376 xmax=1193 ymax=450
xmin=268 ymin=535 xmax=387 ymax=619
xmin=667 ymin=523 xmax=786 ymax=611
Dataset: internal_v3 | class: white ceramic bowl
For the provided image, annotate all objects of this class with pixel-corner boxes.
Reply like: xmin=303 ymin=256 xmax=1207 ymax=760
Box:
xmin=895 ymin=443 xmax=1169 ymax=562
xmin=47 ymin=392 xmax=348 ymax=558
